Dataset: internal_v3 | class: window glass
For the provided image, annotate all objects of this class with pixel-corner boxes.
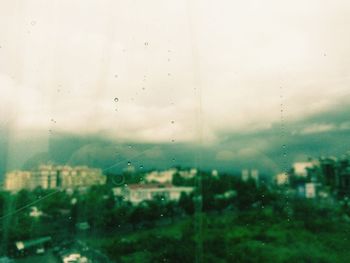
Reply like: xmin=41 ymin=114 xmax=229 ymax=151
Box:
xmin=1 ymin=1 xmax=350 ymax=262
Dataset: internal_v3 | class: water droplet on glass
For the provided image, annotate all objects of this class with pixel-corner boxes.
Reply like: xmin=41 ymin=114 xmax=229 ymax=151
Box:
xmin=31 ymin=21 xmax=36 ymax=26
xmin=139 ymin=165 xmax=144 ymax=169
xmin=114 ymin=97 xmax=119 ymax=102
xmin=127 ymin=161 xmax=131 ymax=166
xmin=112 ymin=174 xmax=125 ymax=186
xmin=171 ymin=121 xmax=175 ymax=124
xmin=144 ymin=42 xmax=148 ymax=46
xmin=114 ymin=74 xmax=118 ymax=78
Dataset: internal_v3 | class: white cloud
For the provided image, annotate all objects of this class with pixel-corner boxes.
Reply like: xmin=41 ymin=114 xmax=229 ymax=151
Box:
xmin=300 ymin=123 xmax=335 ymax=135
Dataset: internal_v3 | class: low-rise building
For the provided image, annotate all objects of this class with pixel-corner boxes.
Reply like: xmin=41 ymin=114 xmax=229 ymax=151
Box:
xmin=275 ymin=172 xmax=289 ymax=186
xmin=293 ymin=162 xmax=314 ymax=177
xmin=113 ymin=183 xmax=194 ymax=205
xmin=179 ymin=168 xmax=198 ymax=179
xmin=145 ymin=169 xmax=177 ymax=184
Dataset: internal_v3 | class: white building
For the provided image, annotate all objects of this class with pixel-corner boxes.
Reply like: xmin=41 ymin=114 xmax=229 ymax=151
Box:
xmin=293 ymin=162 xmax=314 ymax=177
xmin=145 ymin=169 xmax=177 ymax=184
xmin=275 ymin=172 xmax=289 ymax=185
xmin=179 ymin=168 xmax=197 ymax=179
xmin=113 ymin=183 xmax=194 ymax=205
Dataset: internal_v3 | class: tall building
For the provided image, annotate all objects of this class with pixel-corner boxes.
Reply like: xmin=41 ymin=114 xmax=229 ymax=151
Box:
xmin=4 ymin=164 xmax=106 ymax=192
xmin=241 ymin=169 xmax=259 ymax=183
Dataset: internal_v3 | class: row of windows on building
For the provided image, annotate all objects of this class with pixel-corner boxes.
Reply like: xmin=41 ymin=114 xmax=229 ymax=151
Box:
xmin=4 ymin=165 xmax=106 ymax=191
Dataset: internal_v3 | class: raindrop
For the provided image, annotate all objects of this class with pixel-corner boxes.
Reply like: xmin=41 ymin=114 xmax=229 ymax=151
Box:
xmin=112 ymin=174 xmax=125 ymax=186
xmin=31 ymin=21 xmax=36 ymax=26
xmin=167 ymin=73 xmax=171 ymax=76
xmin=144 ymin=42 xmax=149 ymax=46
xmin=171 ymin=139 xmax=175 ymax=143
xmin=171 ymin=121 xmax=175 ymax=124
xmin=114 ymin=74 xmax=118 ymax=78
xmin=114 ymin=97 xmax=119 ymax=102
xmin=139 ymin=165 xmax=144 ymax=169
xmin=127 ymin=161 xmax=131 ymax=166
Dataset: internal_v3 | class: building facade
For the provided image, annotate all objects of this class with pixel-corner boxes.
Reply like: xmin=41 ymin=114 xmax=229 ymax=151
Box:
xmin=113 ymin=183 xmax=194 ymax=205
xmin=4 ymin=165 xmax=106 ymax=192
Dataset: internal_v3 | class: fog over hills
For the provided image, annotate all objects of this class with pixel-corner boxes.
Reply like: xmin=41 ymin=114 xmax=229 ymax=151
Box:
xmin=1 ymin=104 xmax=349 ymax=180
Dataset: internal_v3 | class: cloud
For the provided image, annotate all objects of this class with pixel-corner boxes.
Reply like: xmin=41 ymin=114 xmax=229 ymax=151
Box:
xmin=300 ymin=123 xmax=335 ymax=134
xmin=1 ymin=0 xmax=350 ymax=144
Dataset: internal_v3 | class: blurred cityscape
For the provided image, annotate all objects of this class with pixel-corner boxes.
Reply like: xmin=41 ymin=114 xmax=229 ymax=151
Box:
xmin=1 ymin=153 xmax=350 ymax=262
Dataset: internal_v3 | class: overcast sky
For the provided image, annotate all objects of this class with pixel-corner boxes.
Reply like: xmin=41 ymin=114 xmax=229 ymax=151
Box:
xmin=1 ymin=0 xmax=350 ymax=146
